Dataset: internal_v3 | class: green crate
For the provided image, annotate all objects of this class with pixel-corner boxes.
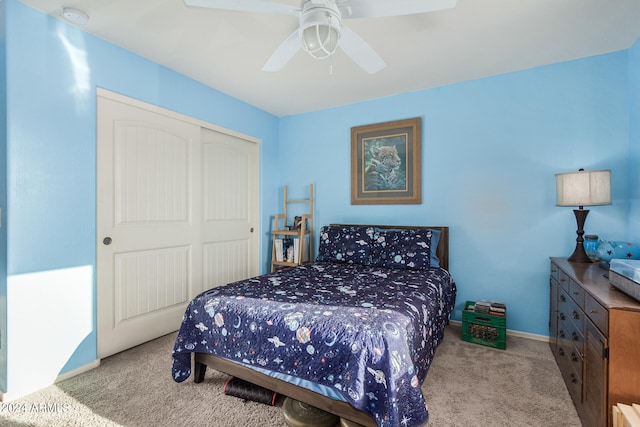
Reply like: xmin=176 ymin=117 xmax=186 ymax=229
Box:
xmin=461 ymin=300 xmax=507 ymax=350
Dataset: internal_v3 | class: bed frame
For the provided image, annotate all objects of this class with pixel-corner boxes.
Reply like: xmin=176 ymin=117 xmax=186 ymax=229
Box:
xmin=193 ymin=225 xmax=449 ymax=427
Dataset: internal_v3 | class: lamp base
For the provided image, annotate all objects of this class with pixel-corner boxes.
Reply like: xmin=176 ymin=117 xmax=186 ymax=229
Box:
xmin=567 ymin=208 xmax=593 ymax=264
xmin=568 ymin=243 xmax=593 ymax=263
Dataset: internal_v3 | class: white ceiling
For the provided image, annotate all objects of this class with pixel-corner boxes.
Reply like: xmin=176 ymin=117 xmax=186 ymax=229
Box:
xmin=19 ymin=0 xmax=640 ymax=117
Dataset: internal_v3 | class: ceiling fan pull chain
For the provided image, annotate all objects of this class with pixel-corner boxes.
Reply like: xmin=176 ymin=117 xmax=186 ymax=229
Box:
xmin=330 ymin=52 xmax=334 ymax=75
xmin=329 ymin=27 xmax=335 ymax=75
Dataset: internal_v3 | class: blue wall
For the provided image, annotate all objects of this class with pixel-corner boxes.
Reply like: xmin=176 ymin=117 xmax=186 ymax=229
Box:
xmin=0 ymin=0 xmax=7 ymax=394
xmin=7 ymin=1 xmax=279 ymax=277
xmin=628 ymin=39 xmax=640 ymax=237
xmin=2 ymin=0 xmax=278 ymax=397
xmin=279 ymin=52 xmax=630 ymax=335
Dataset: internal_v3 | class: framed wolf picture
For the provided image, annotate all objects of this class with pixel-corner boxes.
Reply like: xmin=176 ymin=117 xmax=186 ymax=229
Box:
xmin=350 ymin=117 xmax=422 ymax=205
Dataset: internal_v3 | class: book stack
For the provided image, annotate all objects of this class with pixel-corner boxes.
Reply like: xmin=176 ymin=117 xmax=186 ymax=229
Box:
xmin=489 ymin=301 xmax=506 ymax=317
xmin=274 ymin=239 xmax=284 ymax=262
xmin=466 ymin=300 xmax=506 ymax=317
xmin=293 ymin=236 xmax=309 ymax=264
xmin=274 ymin=238 xmax=293 ymax=262
xmin=473 ymin=300 xmax=491 ymax=313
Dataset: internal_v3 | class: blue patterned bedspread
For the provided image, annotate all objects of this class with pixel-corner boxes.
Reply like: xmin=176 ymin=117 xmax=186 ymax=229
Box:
xmin=172 ymin=262 xmax=456 ymax=427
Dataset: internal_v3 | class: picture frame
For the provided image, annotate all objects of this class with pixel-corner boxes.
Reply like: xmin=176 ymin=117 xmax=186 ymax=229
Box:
xmin=350 ymin=117 xmax=422 ymax=205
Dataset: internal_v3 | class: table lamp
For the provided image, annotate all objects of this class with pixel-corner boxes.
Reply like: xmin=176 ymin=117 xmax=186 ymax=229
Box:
xmin=555 ymin=169 xmax=611 ymax=263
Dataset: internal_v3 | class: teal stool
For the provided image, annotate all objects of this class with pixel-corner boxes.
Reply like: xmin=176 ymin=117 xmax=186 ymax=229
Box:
xmin=282 ymin=397 xmax=339 ymax=427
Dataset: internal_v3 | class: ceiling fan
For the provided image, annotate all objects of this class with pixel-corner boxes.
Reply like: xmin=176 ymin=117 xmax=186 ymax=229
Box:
xmin=184 ymin=0 xmax=457 ymax=74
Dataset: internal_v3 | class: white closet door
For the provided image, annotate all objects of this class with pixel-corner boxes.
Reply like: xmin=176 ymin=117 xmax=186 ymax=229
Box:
xmin=201 ymin=127 xmax=259 ymax=290
xmin=96 ymin=91 xmax=259 ymax=358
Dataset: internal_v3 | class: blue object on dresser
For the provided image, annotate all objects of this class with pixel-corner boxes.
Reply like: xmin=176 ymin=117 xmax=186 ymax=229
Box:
xmin=596 ymin=241 xmax=640 ymax=262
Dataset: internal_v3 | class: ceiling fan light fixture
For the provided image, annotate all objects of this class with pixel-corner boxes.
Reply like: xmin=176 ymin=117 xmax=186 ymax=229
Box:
xmin=299 ymin=6 xmax=341 ymax=60
xmin=302 ymin=23 xmax=340 ymax=59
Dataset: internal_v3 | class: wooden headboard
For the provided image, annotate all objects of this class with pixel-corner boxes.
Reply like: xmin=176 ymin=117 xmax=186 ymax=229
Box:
xmin=330 ymin=224 xmax=449 ymax=271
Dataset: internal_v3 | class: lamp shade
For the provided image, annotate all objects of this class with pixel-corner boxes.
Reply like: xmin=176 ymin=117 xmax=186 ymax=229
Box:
xmin=555 ymin=169 xmax=611 ymax=207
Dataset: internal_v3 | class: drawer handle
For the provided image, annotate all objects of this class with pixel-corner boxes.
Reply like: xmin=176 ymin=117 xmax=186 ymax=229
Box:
xmin=558 ymin=348 xmax=565 ymax=357
xmin=590 ymin=309 xmax=599 ymax=314
xmin=572 ymin=291 xmax=580 ymax=296
xmin=560 ymin=295 xmax=566 ymax=302
xmin=559 ymin=330 xmax=566 ymax=338
xmin=572 ymin=311 xmax=580 ymax=320
xmin=559 ymin=313 xmax=566 ymax=321
xmin=571 ymin=352 xmax=579 ymax=363
xmin=571 ymin=331 xmax=579 ymax=341
xmin=570 ymin=373 xmax=578 ymax=384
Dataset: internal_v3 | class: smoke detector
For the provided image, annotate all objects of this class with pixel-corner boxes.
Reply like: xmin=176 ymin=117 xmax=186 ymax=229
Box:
xmin=61 ymin=7 xmax=89 ymax=25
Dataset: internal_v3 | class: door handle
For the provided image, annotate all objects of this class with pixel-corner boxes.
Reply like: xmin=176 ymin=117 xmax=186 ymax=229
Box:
xmin=103 ymin=237 xmax=112 ymax=245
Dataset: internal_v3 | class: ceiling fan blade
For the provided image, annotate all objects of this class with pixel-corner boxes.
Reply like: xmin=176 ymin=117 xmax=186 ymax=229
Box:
xmin=340 ymin=0 xmax=456 ymax=19
xmin=184 ymin=0 xmax=300 ymax=16
xmin=339 ymin=25 xmax=385 ymax=74
xmin=263 ymin=29 xmax=301 ymax=72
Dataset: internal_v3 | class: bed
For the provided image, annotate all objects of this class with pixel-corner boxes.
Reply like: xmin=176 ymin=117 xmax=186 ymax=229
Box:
xmin=172 ymin=224 xmax=456 ymax=427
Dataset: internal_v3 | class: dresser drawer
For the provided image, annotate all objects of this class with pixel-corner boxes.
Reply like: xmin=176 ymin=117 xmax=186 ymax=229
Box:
xmin=558 ymin=287 xmax=570 ymax=317
xmin=565 ymin=368 xmax=583 ymax=406
xmin=558 ymin=270 xmax=570 ymax=293
xmin=585 ymin=292 xmax=608 ymax=334
xmin=561 ymin=335 xmax=584 ymax=380
xmin=558 ymin=288 xmax=585 ymax=336
xmin=568 ymin=279 xmax=585 ymax=309
xmin=559 ymin=316 xmax=584 ymax=357
xmin=550 ymin=262 xmax=560 ymax=282
xmin=557 ymin=341 xmax=583 ymax=406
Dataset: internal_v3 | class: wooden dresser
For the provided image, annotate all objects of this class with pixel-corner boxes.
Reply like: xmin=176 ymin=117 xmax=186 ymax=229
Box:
xmin=549 ymin=258 xmax=640 ymax=427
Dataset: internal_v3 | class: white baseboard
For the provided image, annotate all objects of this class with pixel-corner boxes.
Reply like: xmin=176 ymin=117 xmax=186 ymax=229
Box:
xmin=449 ymin=319 xmax=550 ymax=343
xmin=0 ymin=359 xmax=100 ymax=402
xmin=56 ymin=359 xmax=101 ymax=383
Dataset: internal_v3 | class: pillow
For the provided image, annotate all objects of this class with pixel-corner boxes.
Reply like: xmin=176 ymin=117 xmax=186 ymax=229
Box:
xmin=428 ymin=228 xmax=441 ymax=268
xmin=316 ymin=225 xmax=374 ymax=265
xmin=369 ymin=228 xmax=432 ymax=270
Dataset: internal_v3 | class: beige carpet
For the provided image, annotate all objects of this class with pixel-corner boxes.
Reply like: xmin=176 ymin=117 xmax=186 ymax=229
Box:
xmin=0 ymin=325 xmax=581 ymax=427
